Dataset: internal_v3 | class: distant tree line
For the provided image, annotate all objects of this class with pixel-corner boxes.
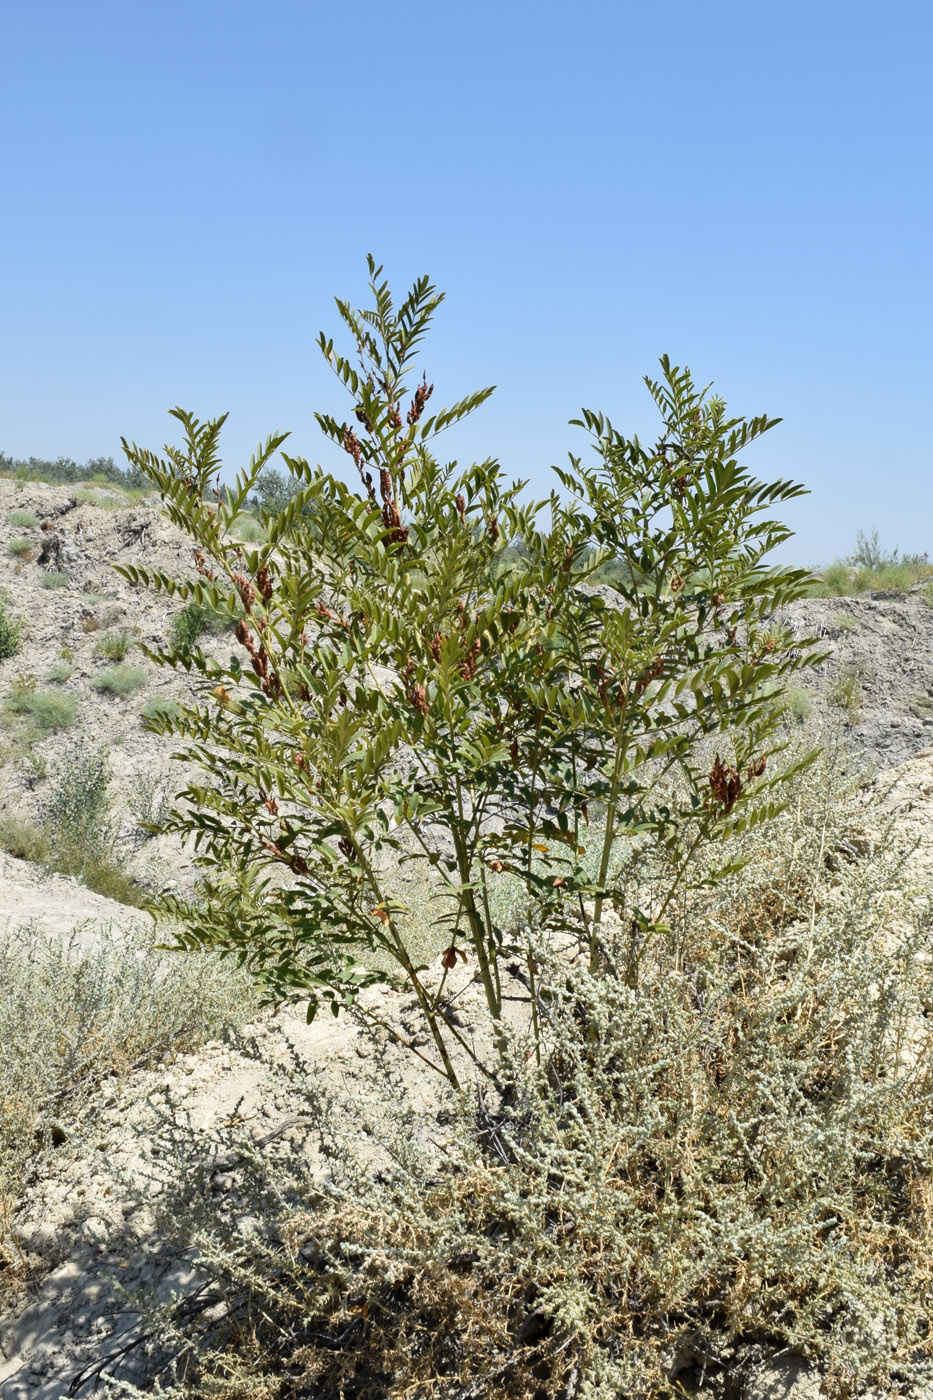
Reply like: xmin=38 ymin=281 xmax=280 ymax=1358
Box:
xmin=0 ymin=451 xmax=149 ymax=490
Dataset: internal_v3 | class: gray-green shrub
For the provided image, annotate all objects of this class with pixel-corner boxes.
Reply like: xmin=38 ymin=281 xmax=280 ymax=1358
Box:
xmin=40 ymin=570 xmax=69 ymax=589
xmin=41 ymin=745 xmax=144 ymax=904
xmin=140 ymin=695 xmax=181 ymax=724
xmin=5 ymin=510 xmax=37 ymax=528
xmin=7 ymin=537 xmax=34 ymax=557
xmin=95 ymin=628 xmax=133 ymax=661
xmin=46 ymin=744 xmax=113 ymax=850
xmin=5 ymin=686 xmax=78 ymax=730
xmin=170 ymin=601 xmax=234 ymax=649
xmin=92 ymin=663 xmax=146 ymax=697
xmin=0 ymin=919 xmax=256 ymax=1258
xmin=126 ymin=738 xmax=933 ymax=1398
xmin=0 ymin=596 xmax=22 ymax=659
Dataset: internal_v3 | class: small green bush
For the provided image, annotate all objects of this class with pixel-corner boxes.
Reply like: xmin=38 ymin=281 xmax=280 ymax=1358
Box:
xmin=74 ymin=487 xmax=129 ymax=510
xmin=828 ymin=666 xmax=862 ymax=722
xmin=95 ymin=629 xmax=133 ymax=661
xmin=171 ymin=601 xmax=233 ymax=648
xmin=128 ymin=770 xmax=172 ymax=840
xmin=39 ymin=745 xmax=146 ymax=904
xmin=5 ymin=687 xmax=78 ymax=730
xmin=92 ymin=663 xmax=146 ymax=697
xmin=783 ymin=685 xmax=812 ymax=722
xmin=0 ymin=816 xmax=50 ymax=863
xmin=0 ymin=598 xmax=23 ymax=659
xmin=44 ymin=659 xmax=74 ymax=683
xmin=809 ymin=532 xmax=933 ymax=597
xmin=834 ymin=610 xmax=860 ymax=632
xmin=7 ymin=537 xmax=34 ymax=558
xmin=141 ymin=695 xmax=181 ymax=724
xmin=231 ymin=514 xmax=268 ymax=542
xmin=46 ymin=745 xmax=111 ymax=845
xmin=5 ymin=510 xmax=37 ymax=528
xmin=40 ymin=571 xmax=69 ymax=590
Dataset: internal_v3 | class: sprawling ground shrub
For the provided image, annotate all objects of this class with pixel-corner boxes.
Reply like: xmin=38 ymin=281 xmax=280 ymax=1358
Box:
xmin=5 ymin=681 xmax=78 ymax=730
xmin=92 ymin=662 xmax=147 ymax=697
xmin=119 ymin=260 xmax=820 ymax=1086
xmin=95 ymin=628 xmax=134 ymax=661
xmin=116 ymin=736 xmax=933 ymax=1399
xmin=0 ymin=743 xmax=148 ymax=905
xmin=0 ymin=919 xmax=256 ymax=1271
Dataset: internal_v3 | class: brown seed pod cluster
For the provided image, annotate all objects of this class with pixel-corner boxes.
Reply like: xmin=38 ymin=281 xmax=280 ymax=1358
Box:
xmin=709 ymin=755 xmax=742 ymax=814
xmin=255 ymin=564 xmax=274 ymax=603
xmin=194 ymin=549 xmax=215 ymax=581
xmin=342 ymin=426 xmax=363 ymax=470
xmin=407 ymin=375 xmax=433 ymax=426
xmin=402 ymin=655 xmax=429 ymax=716
xmin=235 ymin=618 xmax=282 ymax=699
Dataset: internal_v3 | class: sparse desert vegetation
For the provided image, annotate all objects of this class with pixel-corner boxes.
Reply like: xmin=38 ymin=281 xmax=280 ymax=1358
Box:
xmin=91 ymin=663 xmax=147 ymax=697
xmin=809 ymin=527 xmax=933 ymax=596
xmin=0 ymin=594 xmax=22 ymax=659
xmin=4 ymin=678 xmax=79 ymax=731
xmin=94 ymin=627 xmax=134 ymax=661
xmin=0 ymin=916 xmax=257 ymax=1260
xmin=0 ymin=273 xmax=932 ymax=1399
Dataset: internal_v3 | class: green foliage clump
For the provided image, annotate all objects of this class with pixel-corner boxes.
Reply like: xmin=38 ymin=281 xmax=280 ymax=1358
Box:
xmin=0 ymin=919 xmax=256 ymax=1257
xmin=92 ymin=663 xmax=147 ymax=697
xmin=37 ymin=745 xmax=144 ymax=904
xmin=140 ymin=694 xmax=181 ymax=724
xmin=40 ymin=571 xmax=69 ymax=590
xmin=231 ymin=514 xmax=268 ymax=542
xmin=45 ymin=745 xmax=112 ymax=848
xmin=0 ymin=816 xmax=50 ymax=863
xmin=828 ymin=665 xmax=863 ymax=723
xmin=0 ymin=742 xmax=145 ymax=904
xmin=783 ymin=685 xmax=812 ymax=722
xmin=5 ymin=685 xmax=78 ymax=731
xmin=73 ymin=487 xmax=130 ymax=509
xmin=171 ymin=601 xmax=233 ymax=648
xmin=119 ymin=258 xmax=821 ymax=1088
xmin=810 ymin=528 xmax=933 ymax=597
xmin=0 ymin=596 xmax=23 ymax=659
xmin=45 ymin=659 xmax=74 ymax=683
xmin=7 ymin=537 xmax=34 ymax=558
xmin=95 ymin=628 xmax=133 ymax=661
xmin=5 ymin=510 xmax=37 ymax=528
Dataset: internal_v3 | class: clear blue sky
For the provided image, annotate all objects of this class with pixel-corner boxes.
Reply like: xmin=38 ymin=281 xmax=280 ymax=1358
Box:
xmin=2 ymin=0 xmax=930 ymax=564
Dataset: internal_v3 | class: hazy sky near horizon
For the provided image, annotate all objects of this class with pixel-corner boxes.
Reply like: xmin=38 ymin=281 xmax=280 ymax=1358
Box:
xmin=2 ymin=0 xmax=930 ymax=564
